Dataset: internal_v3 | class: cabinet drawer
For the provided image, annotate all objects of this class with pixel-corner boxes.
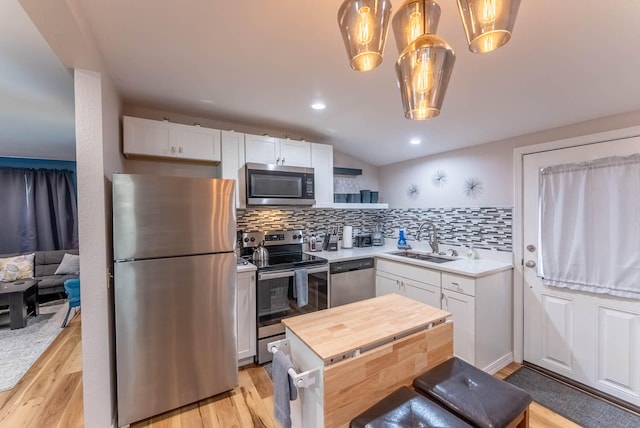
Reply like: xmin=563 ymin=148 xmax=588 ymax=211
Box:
xmin=376 ymin=259 xmax=440 ymax=286
xmin=442 ymin=273 xmax=475 ymax=296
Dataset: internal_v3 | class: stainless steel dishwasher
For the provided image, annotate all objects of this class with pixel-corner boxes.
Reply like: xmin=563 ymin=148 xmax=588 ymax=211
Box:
xmin=330 ymin=257 xmax=375 ymax=307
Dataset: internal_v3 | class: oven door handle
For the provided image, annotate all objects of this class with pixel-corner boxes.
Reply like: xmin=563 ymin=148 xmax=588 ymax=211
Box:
xmin=258 ymin=265 xmax=328 ymax=281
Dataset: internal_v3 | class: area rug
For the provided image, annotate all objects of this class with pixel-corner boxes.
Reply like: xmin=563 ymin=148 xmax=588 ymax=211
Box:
xmin=0 ymin=300 xmax=68 ymax=391
xmin=505 ymin=366 xmax=640 ymax=428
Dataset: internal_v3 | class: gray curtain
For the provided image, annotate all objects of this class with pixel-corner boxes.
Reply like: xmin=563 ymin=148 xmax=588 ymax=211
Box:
xmin=0 ymin=167 xmax=78 ymax=253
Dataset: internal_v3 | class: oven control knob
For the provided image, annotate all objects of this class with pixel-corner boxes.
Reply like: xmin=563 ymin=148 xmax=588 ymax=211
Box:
xmin=250 ymin=237 xmax=255 ymax=242
xmin=244 ymin=238 xmax=249 ymax=242
xmin=293 ymin=234 xmax=298 ymax=239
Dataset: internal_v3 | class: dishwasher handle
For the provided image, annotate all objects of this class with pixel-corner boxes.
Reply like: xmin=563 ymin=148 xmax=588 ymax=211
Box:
xmin=330 ymin=258 xmax=375 ymax=274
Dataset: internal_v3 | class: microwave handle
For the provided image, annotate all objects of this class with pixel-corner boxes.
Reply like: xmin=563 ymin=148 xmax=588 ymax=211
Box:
xmin=258 ymin=265 xmax=328 ymax=281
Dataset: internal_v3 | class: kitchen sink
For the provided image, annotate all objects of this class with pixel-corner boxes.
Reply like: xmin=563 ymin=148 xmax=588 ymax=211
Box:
xmin=386 ymin=250 xmax=456 ymax=264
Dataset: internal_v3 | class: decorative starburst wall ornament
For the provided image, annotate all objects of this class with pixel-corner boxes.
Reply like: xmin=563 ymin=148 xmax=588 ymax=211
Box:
xmin=407 ymin=184 xmax=420 ymax=199
xmin=463 ymin=177 xmax=484 ymax=199
xmin=431 ymin=170 xmax=447 ymax=187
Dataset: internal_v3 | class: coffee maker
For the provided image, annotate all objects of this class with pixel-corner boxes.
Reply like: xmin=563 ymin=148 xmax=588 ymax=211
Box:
xmin=372 ymin=218 xmax=384 ymax=246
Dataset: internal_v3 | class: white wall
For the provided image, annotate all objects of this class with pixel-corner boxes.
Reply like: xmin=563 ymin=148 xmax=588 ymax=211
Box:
xmin=333 ymin=150 xmax=380 ymax=193
xmin=380 ymin=140 xmax=515 ymax=208
xmin=380 ymin=110 xmax=640 ymax=208
xmin=75 ymin=68 xmax=123 ymax=428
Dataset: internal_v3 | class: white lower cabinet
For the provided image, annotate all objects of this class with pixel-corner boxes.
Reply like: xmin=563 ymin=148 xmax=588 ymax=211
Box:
xmin=375 ymin=259 xmax=441 ymax=308
xmin=375 ymin=258 xmax=513 ymax=373
xmin=441 ymin=288 xmax=475 ymax=364
xmin=237 ymin=270 xmax=256 ymax=365
xmin=440 ymin=270 xmax=513 ymax=372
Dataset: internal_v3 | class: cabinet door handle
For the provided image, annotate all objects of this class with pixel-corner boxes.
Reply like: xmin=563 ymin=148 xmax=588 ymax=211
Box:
xmin=282 ymin=157 xmax=285 ymax=164
xmin=276 ymin=157 xmax=280 ymax=164
xmin=171 ymin=146 xmax=176 ymax=153
xmin=178 ymin=147 xmax=183 ymax=154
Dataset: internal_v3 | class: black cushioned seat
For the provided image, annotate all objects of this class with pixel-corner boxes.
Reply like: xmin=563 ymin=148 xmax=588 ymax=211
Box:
xmin=413 ymin=358 xmax=532 ymax=428
xmin=350 ymin=386 xmax=473 ymax=428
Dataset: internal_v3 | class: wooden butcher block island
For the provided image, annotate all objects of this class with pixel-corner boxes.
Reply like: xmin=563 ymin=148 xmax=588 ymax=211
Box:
xmin=280 ymin=293 xmax=453 ymax=428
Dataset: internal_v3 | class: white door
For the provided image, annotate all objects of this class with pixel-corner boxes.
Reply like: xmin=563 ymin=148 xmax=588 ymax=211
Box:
xmin=279 ymin=140 xmax=311 ymax=167
xmin=404 ymin=279 xmax=440 ymax=308
xmin=523 ymin=137 xmax=640 ymax=406
xmin=170 ymin=123 xmax=221 ymax=162
xmin=375 ymin=272 xmax=399 ymax=296
xmin=442 ymin=289 xmax=475 ymax=364
xmin=245 ymin=134 xmax=279 ymax=164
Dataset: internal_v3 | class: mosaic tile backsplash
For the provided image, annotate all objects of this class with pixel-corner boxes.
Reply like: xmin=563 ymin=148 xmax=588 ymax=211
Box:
xmin=237 ymin=206 xmax=512 ymax=252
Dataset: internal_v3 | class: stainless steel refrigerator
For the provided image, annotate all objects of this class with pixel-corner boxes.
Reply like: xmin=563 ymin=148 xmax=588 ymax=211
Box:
xmin=112 ymin=173 xmax=237 ymax=426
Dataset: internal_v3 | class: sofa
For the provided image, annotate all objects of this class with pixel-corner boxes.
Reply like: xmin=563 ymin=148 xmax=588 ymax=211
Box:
xmin=0 ymin=249 xmax=79 ymax=297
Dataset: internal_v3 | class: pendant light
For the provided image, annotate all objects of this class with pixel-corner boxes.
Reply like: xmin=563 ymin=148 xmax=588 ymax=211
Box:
xmin=456 ymin=0 xmax=521 ymax=53
xmin=337 ymin=0 xmax=392 ymax=71
xmin=391 ymin=0 xmax=440 ymax=53
xmin=396 ymin=34 xmax=455 ymax=119
xmin=393 ymin=1 xmax=455 ymax=120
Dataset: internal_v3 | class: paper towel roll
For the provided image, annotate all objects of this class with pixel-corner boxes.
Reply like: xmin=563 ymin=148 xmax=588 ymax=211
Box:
xmin=342 ymin=226 xmax=353 ymax=248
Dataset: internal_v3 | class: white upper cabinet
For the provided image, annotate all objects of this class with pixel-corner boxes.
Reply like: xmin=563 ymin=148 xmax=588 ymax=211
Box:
xmin=169 ymin=122 xmax=221 ymax=161
xmin=244 ymin=134 xmax=279 ymax=164
xmin=123 ymin=116 xmax=171 ymax=157
xmin=311 ymin=142 xmax=333 ymax=208
xmin=123 ymin=116 xmax=221 ymax=163
xmin=244 ymin=134 xmax=311 ymax=167
xmin=221 ymin=130 xmax=246 ymax=209
xmin=279 ymin=139 xmax=311 ymax=167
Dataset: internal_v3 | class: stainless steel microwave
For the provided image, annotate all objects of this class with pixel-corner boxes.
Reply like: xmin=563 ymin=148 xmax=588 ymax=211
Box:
xmin=246 ymin=162 xmax=315 ymax=206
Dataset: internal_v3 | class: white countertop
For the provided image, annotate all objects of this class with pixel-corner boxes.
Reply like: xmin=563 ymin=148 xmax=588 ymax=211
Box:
xmin=306 ymin=245 xmax=513 ymax=278
xmin=236 ymin=260 xmax=257 ymax=273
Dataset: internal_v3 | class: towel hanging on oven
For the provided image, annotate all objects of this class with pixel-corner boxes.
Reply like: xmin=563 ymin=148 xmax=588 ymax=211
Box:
xmin=294 ymin=269 xmax=308 ymax=307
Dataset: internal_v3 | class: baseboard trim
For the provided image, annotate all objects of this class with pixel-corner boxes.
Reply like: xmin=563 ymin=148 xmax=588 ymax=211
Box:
xmin=483 ymin=352 xmax=514 ymax=375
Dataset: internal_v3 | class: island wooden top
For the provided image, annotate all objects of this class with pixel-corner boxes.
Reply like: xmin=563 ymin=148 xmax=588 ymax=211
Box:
xmin=282 ymin=294 xmax=450 ymax=363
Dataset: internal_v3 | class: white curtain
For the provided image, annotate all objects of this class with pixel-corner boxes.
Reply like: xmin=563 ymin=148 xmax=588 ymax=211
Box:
xmin=538 ymin=154 xmax=640 ymax=299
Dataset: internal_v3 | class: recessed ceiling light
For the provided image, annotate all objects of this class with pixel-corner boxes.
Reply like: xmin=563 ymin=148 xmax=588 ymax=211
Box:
xmin=410 ymin=139 xmax=421 ymax=145
xmin=311 ymin=102 xmax=326 ymax=110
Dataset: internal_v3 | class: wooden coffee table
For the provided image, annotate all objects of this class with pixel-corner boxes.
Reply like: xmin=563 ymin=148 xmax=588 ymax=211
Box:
xmin=0 ymin=279 xmax=39 ymax=329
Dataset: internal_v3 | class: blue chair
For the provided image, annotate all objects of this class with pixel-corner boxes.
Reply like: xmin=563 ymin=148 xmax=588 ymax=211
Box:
xmin=62 ymin=278 xmax=81 ymax=328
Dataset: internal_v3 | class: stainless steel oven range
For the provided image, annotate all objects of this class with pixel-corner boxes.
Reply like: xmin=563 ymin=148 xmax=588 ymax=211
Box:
xmin=239 ymin=230 xmax=328 ymax=363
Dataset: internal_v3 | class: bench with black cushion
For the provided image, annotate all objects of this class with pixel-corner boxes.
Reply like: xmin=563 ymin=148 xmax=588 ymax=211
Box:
xmin=350 ymin=386 xmax=473 ymax=428
xmin=413 ymin=357 xmax=532 ymax=428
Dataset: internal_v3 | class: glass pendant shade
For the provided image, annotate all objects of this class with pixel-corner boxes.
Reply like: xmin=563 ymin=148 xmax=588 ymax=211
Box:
xmin=338 ymin=0 xmax=392 ymax=71
xmin=457 ymin=0 xmax=521 ymax=53
xmin=395 ymin=34 xmax=455 ymax=119
xmin=392 ymin=0 xmax=441 ymax=54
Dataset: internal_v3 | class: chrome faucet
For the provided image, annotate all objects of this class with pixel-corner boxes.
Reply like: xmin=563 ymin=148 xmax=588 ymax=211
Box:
xmin=416 ymin=220 xmax=439 ymax=254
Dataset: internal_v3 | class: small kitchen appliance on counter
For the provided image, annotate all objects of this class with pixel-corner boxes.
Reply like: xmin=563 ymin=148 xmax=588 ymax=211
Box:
xmin=372 ymin=219 xmax=384 ymax=246
xmin=354 ymin=234 xmax=373 ymax=247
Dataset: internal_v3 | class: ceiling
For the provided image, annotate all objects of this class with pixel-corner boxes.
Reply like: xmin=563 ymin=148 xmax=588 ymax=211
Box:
xmin=8 ymin=0 xmax=640 ymax=165
xmin=0 ymin=0 xmax=75 ymax=160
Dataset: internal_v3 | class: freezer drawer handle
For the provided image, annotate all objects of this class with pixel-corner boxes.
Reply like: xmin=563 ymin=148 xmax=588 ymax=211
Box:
xmin=267 ymin=338 xmax=319 ymax=389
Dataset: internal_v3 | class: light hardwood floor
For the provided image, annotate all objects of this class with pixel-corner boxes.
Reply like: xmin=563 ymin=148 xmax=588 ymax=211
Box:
xmin=0 ymin=315 xmax=579 ymax=427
